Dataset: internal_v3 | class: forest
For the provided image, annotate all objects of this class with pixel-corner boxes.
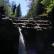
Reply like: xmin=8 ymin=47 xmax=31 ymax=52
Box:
xmin=27 ymin=0 xmax=54 ymax=18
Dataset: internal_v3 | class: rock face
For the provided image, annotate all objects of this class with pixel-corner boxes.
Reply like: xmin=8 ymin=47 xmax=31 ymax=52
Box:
xmin=0 ymin=18 xmax=19 ymax=54
xmin=19 ymin=16 xmax=53 ymax=54
xmin=21 ymin=28 xmax=54 ymax=54
xmin=8 ymin=16 xmax=54 ymax=54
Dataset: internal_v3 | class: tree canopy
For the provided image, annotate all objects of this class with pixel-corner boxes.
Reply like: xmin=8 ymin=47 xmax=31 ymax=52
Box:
xmin=41 ymin=0 xmax=54 ymax=13
xmin=27 ymin=0 xmax=54 ymax=17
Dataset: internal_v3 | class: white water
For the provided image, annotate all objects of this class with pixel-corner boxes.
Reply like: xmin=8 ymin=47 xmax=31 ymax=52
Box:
xmin=19 ymin=27 xmax=25 ymax=46
xmin=19 ymin=27 xmax=27 ymax=54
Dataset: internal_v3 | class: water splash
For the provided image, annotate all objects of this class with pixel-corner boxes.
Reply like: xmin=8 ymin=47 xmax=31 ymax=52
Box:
xmin=19 ymin=27 xmax=27 ymax=54
xmin=19 ymin=27 xmax=25 ymax=46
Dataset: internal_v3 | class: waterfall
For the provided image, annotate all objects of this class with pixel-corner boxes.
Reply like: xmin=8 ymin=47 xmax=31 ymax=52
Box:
xmin=19 ymin=27 xmax=27 ymax=54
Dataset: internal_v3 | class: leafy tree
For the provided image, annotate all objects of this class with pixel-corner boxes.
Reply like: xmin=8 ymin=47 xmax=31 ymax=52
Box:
xmin=27 ymin=0 xmax=54 ymax=17
xmin=27 ymin=0 xmax=37 ymax=17
xmin=41 ymin=0 xmax=54 ymax=13
xmin=27 ymin=0 xmax=45 ymax=17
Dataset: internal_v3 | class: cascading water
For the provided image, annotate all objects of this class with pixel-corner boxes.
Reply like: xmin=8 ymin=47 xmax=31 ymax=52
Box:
xmin=19 ymin=27 xmax=27 ymax=54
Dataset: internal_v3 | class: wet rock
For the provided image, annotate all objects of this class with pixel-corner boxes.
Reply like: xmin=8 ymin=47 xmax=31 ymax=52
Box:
xmin=21 ymin=27 xmax=54 ymax=54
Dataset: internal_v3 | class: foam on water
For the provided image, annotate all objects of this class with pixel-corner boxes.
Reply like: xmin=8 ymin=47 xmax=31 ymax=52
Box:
xmin=19 ymin=27 xmax=27 ymax=54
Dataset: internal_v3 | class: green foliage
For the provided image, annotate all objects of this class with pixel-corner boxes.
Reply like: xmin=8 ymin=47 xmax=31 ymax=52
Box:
xmin=4 ymin=5 xmax=12 ymax=16
xmin=27 ymin=0 xmax=38 ymax=17
xmin=41 ymin=0 xmax=54 ymax=13
xmin=27 ymin=0 xmax=54 ymax=17
xmin=0 ymin=0 xmax=4 ymax=6
xmin=27 ymin=3 xmax=36 ymax=17
xmin=27 ymin=0 xmax=44 ymax=17
xmin=0 ymin=0 xmax=12 ymax=16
